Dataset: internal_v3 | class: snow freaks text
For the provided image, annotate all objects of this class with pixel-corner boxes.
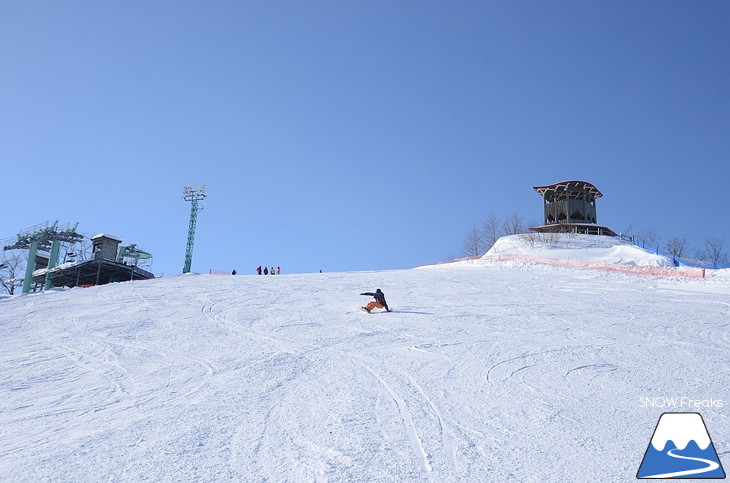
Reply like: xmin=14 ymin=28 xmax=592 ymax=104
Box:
xmin=639 ymin=397 xmax=724 ymax=409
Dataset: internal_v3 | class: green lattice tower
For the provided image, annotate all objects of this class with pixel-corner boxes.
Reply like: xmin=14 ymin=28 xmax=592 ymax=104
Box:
xmin=3 ymin=221 xmax=83 ymax=294
xmin=182 ymin=186 xmax=206 ymax=274
xmin=22 ymin=240 xmax=39 ymax=294
xmin=43 ymin=240 xmax=61 ymax=291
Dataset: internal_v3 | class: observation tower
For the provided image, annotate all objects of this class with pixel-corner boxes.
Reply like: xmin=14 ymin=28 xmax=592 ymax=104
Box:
xmin=530 ymin=180 xmax=616 ymax=237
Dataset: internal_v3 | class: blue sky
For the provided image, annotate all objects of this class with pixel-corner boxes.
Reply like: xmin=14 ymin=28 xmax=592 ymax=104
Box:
xmin=2 ymin=1 xmax=728 ymax=275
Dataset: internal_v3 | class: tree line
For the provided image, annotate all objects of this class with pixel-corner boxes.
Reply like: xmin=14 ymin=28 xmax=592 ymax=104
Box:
xmin=634 ymin=229 xmax=728 ymax=269
xmin=461 ymin=212 xmax=528 ymax=258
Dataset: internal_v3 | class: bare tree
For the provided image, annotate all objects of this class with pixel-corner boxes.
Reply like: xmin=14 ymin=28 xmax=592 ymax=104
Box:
xmin=462 ymin=225 xmax=486 ymax=257
xmin=0 ymin=251 xmax=25 ymax=295
xmin=481 ymin=214 xmax=502 ymax=250
xmin=702 ymin=237 xmax=727 ymax=269
xmin=501 ymin=212 xmax=524 ymax=236
xmin=519 ymin=231 xmax=540 ymax=248
xmin=665 ymin=235 xmax=690 ymax=259
xmin=526 ymin=218 xmax=541 ymax=231
xmin=638 ymin=229 xmax=661 ymax=250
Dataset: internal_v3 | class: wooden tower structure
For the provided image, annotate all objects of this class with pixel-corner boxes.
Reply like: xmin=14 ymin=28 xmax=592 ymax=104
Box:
xmin=531 ymin=180 xmax=616 ymax=236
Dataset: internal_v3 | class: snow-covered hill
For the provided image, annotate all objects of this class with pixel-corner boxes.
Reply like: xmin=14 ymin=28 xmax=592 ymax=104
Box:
xmin=436 ymin=234 xmax=718 ymax=280
xmin=484 ymin=233 xmax=675 ymax=267
xmin=1 ymin=247 xmax=728 ymax=481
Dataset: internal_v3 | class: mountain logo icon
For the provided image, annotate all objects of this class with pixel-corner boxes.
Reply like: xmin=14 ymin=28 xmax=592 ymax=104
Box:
xmin=637 ymin=412 xmax=726 ymax=479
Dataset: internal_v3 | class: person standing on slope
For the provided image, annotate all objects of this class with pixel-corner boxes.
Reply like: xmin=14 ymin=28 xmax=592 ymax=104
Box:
xmin=360 ymin=289 xmax=390 ymax=313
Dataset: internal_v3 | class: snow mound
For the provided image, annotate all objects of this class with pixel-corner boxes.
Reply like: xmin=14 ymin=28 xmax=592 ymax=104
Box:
xmin=483 ymin=234 xmax=675 ymax=267
xmin=707 ymin=268 xmax=730 ymax=280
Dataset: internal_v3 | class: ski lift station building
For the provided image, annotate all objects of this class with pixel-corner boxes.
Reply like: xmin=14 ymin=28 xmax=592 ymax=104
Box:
xmin=32 ymin=234 xmax=154 ymax=289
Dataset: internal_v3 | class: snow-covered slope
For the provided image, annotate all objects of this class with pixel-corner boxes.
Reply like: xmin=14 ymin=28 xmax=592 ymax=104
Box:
xmin=484 ymin=234 xmax=674 ymax=267
xmin=1 ymin=262 xmax=728 ymax=481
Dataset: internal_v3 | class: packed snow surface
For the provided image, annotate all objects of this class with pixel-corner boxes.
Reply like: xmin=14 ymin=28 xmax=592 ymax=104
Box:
xmin=1 ymin=259 xmax=728 ymax=481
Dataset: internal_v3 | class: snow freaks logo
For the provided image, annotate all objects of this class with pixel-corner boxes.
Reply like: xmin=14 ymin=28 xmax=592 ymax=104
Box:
xmin=640 ymin=397 xmax=724 ymax=409
xmin=637 ymin=412 xmax=726 ymax=479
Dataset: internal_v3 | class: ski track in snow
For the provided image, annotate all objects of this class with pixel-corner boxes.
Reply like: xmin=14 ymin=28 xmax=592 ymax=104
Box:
xmin=356 ymin=360 xmax=434 ymax=476
xmin=644 ymin=448 xmax=721 ymax=478
xmin=0 ymin=263 xmax=728 ymax=481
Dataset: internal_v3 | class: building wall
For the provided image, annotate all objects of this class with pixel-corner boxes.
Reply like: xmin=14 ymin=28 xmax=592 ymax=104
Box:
xmin=92 ymin=237 xmax=121 ymax=261
xmin=543 ymin=198 xmax=596 ymax=225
